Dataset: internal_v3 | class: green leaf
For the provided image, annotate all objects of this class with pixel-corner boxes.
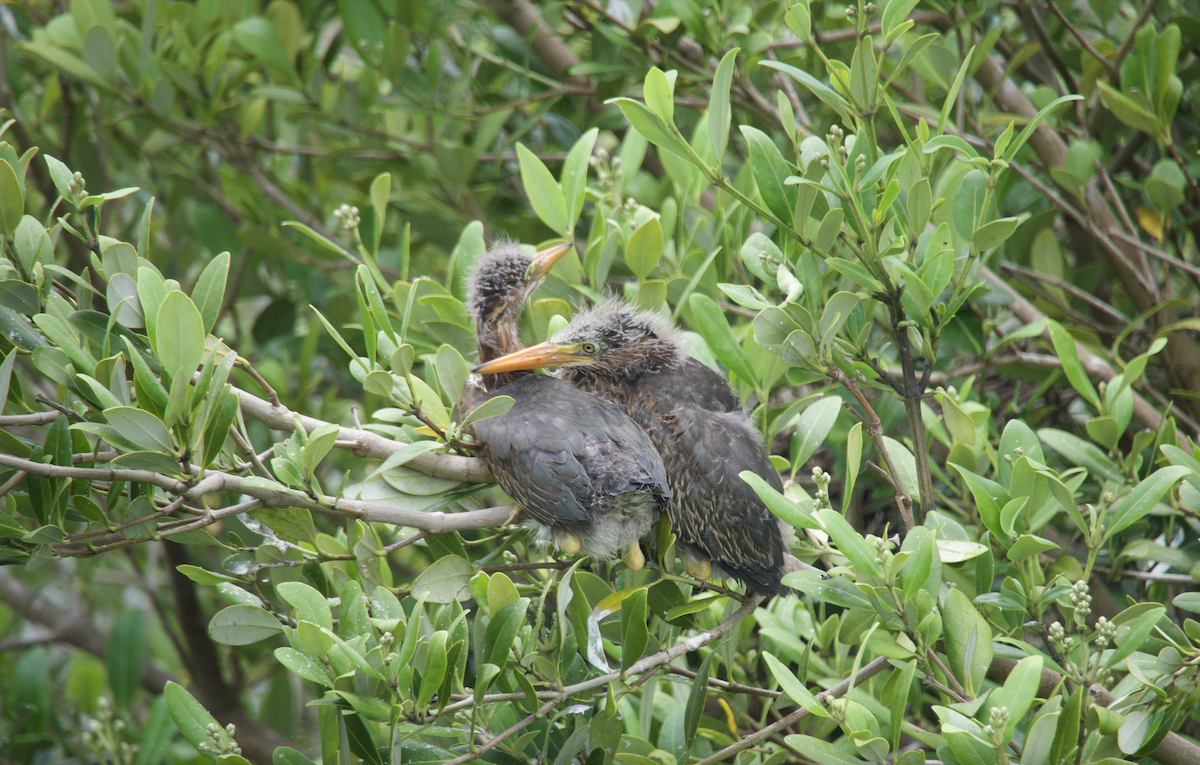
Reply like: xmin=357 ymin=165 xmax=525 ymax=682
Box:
xmin=626 ymin=217 xmax=664 ymax=280
xmin=1006 ymin=534 xmax=1059 ymax=564
xmin=19 ymin=41 xmax=116 ymax=93
xmin=826 ymin=258 xmax=884 ymax=292
xmin=417 ymin=630 xmax=448 ymax=709
xmin=485 ymin=597 xmax=529 ymax=667
xmin=984 ymin=655 xmax=1042 ymax=740
xmin=953 ymin=170 xmax=987 ymax=240
xmin=192 ymin=252 xmax=230 ymax=335
xmin=881 ymin=436 xmax=919 ymax=500
xmin=921 ymin=135 xmax=980 ymax=158
xmin=781 ymin=570 xmax=872 ymax=609
xmin=208 ymin=605 xmax=285 ymax=645
xmin=791 ymin=397 xmax=841 ymax=468
xmin=818 ymin=508 xmax=883 ymax=577
xmin=900 ymin=529 xmax=935 ymax=599
xmin=784 ymin=3 xmax=811 ymax=41
xmin=107 ymin=610 xmax=147 ymax=710
xmin=562 ymin=128 xmax=598 ymax=230
xmin=688 ymin=294 xmax=756 ymax=385
xmin=763 ymin=651 xmax=828 ymax=717
xmin=741 ymin=126 xmax=796 ymax=223
xmin=164 ymin=682 xmax=221 ymax=757
xmin=232 ymin=17 xmax=298 ymax=83
xmin=1047 ymin=320 xmax=1101 ymax=411
xmin=1106 ymin=605 xmax=1166 ymax=668
xmin=620 ymin=588 xmax=649 ymax=673
xmin=740 ymin=471 xmax=819 ymax=529
xmin=434 ymin=344 xmax=469 ymax=406
xmin=155 ymin=291 xmax=206 ymax=383
xmin=0 ymin=158 xmax=23 ymax=236
xmin=1037 ymin=428 xmax=1124 ymax=484
xmin=941 ymin=395 xmax=976 ymax=445
xmin=784 ymin=735 xmax=867 ymax=765
xmin=606 ymin=98 xmax=694 ymax=161
xmin=412 ymin=555 xmax=473 ymax=603
xmin=370 ymin=172 xmax=390 ymax=256
xmin=814 ymin=207 xmax=844 ymax=253
xmin=104 ymin=406 xmax=174 ymax=454
xmin=1106 ymin=466 xmax=1190 ymax=537
xmin=883 ymin=0 xmax=920 ymax=41
xmin=709 ymin=49 xmax=739 ymax=163
xmin=517 ymin=143 xmax=568 ymax=235
xmin=941 ymin=588 xmax=992 ymax=696
xmin=684 ymin=650 xmax=715 ymax=746
xmin=274 ymin=647 xmax=336 ymax=687
xmin=644 ymin=67 xmax=675 ymax=123
xmin=1004 ymin=95 xmax=1084 ymax=161
xmin=938 ymin=45 xmax=977 ymax=134
xmin=972 ymin=217 xmax=1019 ymax=251
xmin=760 ymin=61 xmax=854 ymax=123
xmin=277 ymin=582 xmax=333 ymax=630
xmin=461 ymin=395 xmax=515 ymax=428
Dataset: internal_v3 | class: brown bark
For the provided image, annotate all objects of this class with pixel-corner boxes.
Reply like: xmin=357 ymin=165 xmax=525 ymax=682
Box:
xmin=974 ymin=54 xmax=1200 ymax=423
xmin=482 ymin=0 xmax=588 ymax=89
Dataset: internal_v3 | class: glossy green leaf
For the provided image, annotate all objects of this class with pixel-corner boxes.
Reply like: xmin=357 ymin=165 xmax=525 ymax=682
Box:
xmin=689 ymin=294 xmax=756 ymax=385
xmin=516 ymin=143 xmax=568 ymax=235
xmin=710 ymin=49 xmax=739 ymax=162
xmin=626 ymin=217 xmax=664 ymax=280
xmin=763 ymin=651 xmax=828 ymax=717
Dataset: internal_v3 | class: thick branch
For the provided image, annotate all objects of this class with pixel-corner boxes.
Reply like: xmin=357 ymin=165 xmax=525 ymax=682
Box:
xmin=0 ymin=452 xmax=514 ymax=535
xmin=482 ymin=0 xmax=588 ymax=88
xmin=234 ymin=384 xmax=494 ymax=483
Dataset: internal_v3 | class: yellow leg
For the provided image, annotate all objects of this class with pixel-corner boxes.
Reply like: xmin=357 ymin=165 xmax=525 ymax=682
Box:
xmin=505 ymin=506 xmax=523 ymax=525
xmin=684 ymin=556 xmax=712 ymax=581
xmin=559 ymin=534 xmax=581 ymax=555
xmin=623 ymin=542 xmax=645 ymax=571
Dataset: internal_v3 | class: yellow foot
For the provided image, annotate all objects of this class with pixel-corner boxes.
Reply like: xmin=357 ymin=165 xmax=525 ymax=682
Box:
xmin=504 ymin=506 xmax=523 ymax=525
xmin=623 ymin=542 xmax=645 ymax=571
xmin=559 ymin=534 xmax=581 ymax=555
xmin=684 ymin=557 xmax=712 ymax=581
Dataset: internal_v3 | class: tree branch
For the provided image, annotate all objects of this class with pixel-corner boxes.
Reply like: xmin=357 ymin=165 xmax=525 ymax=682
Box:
xmin=234 ymin=384 xmax=494 ymax=484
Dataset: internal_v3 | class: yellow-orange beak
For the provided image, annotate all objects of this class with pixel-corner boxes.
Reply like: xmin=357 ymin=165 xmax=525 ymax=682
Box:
xmin=472 ymin=341 xmax=584 ymax=375
xmin=527 ymin=243 xmax=573 ymax=281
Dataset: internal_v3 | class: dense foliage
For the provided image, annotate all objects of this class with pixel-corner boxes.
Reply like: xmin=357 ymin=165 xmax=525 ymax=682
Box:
xmin=2 ymin=1 xmax=1200 ymax=765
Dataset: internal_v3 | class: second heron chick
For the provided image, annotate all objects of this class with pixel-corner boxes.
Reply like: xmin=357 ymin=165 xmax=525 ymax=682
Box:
xmin=474 ymin=301 xmax=791 ymax=596
xmin=462 ymin=242 xmax=669 ymax=568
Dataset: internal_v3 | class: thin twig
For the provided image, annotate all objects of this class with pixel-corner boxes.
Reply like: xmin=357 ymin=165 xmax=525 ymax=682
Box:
xmin=1046 ymin=0 xmax=1116 ymax=79
xmin=828 ymin=367 xmax=914 ymax=531
xmin=1110 ymin=231 xmax=1200 ymax=281
xmin=692 ymin=656 xmax=890 ymax=765
xmin=998 ymin=262 xmax=1130 ymax=323
xmin=0 ymin=470 xmax=26 ymax=498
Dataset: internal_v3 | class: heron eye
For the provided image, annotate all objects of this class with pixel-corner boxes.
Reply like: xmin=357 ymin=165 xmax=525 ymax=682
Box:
xmin=581 ymin=343 xmax=597 ymax=354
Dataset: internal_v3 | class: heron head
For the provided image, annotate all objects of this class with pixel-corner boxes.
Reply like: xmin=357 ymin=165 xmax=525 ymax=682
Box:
xmin=472 ymin=301 xmax=681 ymax=379
xmin=467 ymin=241 xmax=572 ymax=330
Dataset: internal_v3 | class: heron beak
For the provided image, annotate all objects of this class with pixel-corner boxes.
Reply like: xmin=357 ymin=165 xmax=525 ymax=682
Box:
xmin=527 ymin=243 xmax=573 ymax=281
xmin=472 ymin=341 xmax=584 ymax=374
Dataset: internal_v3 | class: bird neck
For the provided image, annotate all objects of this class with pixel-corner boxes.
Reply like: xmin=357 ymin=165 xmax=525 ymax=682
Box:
xmin=476 ymin=319 xmax=524 ymax=389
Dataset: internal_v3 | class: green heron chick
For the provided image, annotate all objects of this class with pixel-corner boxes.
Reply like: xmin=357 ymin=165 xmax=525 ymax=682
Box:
xmin=473 ymin=302 xmax=791 ymax=596
xmin=461 ymin=242 xmax=669 ymax=569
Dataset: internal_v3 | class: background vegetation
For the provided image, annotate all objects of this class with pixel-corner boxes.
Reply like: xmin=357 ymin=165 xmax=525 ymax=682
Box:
xmin=2 ymin=1 xmax=1200 ymax=764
